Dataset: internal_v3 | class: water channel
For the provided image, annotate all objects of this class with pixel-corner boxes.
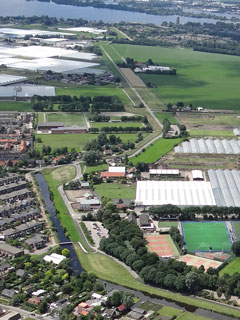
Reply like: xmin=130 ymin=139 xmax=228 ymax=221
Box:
xmin=34 ymin=172 xmax=83 ymax=275
xmin=0 ymin=0 xmax=227 ymax=25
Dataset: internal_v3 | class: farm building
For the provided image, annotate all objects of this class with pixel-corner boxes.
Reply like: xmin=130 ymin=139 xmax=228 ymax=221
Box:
xmin=233 ymin=128 xmax=240 ymax=136
xmin=149 ymin=169 xmax=180 ymax=177
xmin=192 ymin=170 xmax=204 ymax=181
xmin=175 ymin=138 xmax=240 ymax=154
xmin=135 ymin=180 xmax=216 ymax=207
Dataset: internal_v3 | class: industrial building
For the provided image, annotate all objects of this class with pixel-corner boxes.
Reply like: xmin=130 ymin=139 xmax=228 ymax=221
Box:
xmin=135 ymin=180 xmax=216 ymax=207
xmin=175 ymin=138 xmax=240 ymax=154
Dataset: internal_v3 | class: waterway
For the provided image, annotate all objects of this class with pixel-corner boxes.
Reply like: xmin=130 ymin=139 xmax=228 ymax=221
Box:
xmin=0 ymin=0 xmax=225 ymax=25
xmin=34 ymin=172 xmax=83 ymax=275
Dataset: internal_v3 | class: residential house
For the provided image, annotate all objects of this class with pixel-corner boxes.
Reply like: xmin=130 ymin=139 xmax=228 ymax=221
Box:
xmin=0 ymin=310 xmax=21 ymax=320
xmin=0 ymin=243 xmax=24 ymax=258
xmin=1 ymin=289 xmax=15 ymax=299
xmin=28 ymin=297 xmax=41 ymax=306
xmin=25 ymin=234 xmax=47 ymax=249
xmin=139 ymin=214 xmax=155 ymax=232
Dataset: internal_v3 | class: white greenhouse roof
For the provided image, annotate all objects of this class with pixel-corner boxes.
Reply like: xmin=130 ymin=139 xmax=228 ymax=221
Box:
xmin=208 ymin=169 xmax=240 ymax=207
xmin=0 ymin=74 xmax=27 ymax=85
xmin=135 ymin=180 xmax=216 ymax=207
xmin=149 ymin=169 xmax=179 ymax=175
xmin=59 ymin=27 xmax=107 ymax=34
xmin=233 ymin=128 xmax=240 ymax=136
xmin=175 ymin=138 xmax=240 ymax=154
xmin=0 ymin=85 xmax=55 ymax=97
xmin=109 ymin=166 xmax=125 ymax=173
xmin=0 ymin=28 xmax=73 ymax=38
xmin=43 ymin=253 xmax=66 ymax=265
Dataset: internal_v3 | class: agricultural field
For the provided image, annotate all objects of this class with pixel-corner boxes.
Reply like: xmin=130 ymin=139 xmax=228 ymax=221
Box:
xmin=35 ymin=133 xmax=142 ymax=152
xmin=108 ymin=43 xmax=240 ymax=110
xmin=182 ymin=222 xmax=232 ymax=252
xmin=56 ymin=84 xmax=131 ymax=105
xmin=189 ymin=130 xmax=234 ymax=137
xmin=94 ymin=183 xmax=135 ymax=199
xmin=163 ymin=152 xmax=238 ymax=170
xmin=46 ymin=113 xmax=85 ymax=126
xmin=0 ymin=101 xmax=32 ymax=111
xmin=219 ymin=257 xmax=240 ymax=276
xmin=130 ymin=138 xmax=181 ymax=165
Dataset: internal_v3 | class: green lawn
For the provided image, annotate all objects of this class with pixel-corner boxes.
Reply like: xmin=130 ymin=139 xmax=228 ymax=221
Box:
xmin=91 ymin=121 xmax=142 ymax=128
xmin=177 ymin=114 xmax=240 ymax=127
xmin=0 ymin=101 xmax=32 ymax=111
xmin=85 ymin=163 xmax=108 ymax=174
xmin=177 ymin=312 xmax=212 ymax=320
xmin=35 ymin=133 xmax=141 ymax=152
xmin=219 ymin=257 xmax=240 ymax=276
xmin=159 ymin=221 xmax=179 ymax=228
xmin=130 ymin=138 xmax=181 ymax=165
xmin=140 ymin=301 xmax=162 ymax=312
xmin=155 ymin=112 xmax=178 ymax=124
xmin=74 ymin=244 xmax=240 ymax=319
xmin=182 ymin=222 xmax=232 ymax=252
xmin=232 ymin=222 xmax=240 ymax=239
xmin=56 ymin=84 xmax=130 ymax=105
xmin=190 ymin=130 xmax=234 ymax=137
xmin=158 ymin=306 xmax=182 ymax=317
xmin=109 ymin=43 xmax=240 ymax=110
xmin=46 ymin=113 xmax=85 ymax=126
xmin=94 ymin=183 xmax=135 ymax=199
xmin=42 ymin=166 xmax=89 ymax=250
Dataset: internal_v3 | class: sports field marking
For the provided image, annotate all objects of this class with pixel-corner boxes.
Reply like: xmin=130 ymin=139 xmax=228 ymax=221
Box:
xmin=145 ymin=234 xmax=179 ymax=257
xmin=181 ymin=221 xmax=232 ymax=252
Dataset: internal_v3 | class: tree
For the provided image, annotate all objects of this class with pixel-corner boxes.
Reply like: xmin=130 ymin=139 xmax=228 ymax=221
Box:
xmin=62 ymin=248 xmax=70 ymax=257
xmin=232 ymin=241 xmax=240 ymax=256
xmin=83 ymin=150 xmax=102 ymax=165
xmin=111 ymin=291 xmax=122 ymax=306
xmin=185 ymin=271 xmax=202 ymax=293
xmin=39 ymin=300 xmax=48 ymax=314
xmin=122 ymin=292 xmax=134 ymax=308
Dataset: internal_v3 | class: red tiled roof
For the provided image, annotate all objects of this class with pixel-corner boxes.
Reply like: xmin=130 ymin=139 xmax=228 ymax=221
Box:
xmin=117 ymin=304 xmax=125 ymax=312
xmin=101 ymin=172 xmax=125 ymax=178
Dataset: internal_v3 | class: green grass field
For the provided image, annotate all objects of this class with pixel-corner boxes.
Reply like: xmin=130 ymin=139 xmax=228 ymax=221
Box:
xmin=159 ymin=221 xmax=179 ymax=228
xmin=46 ymin=113 xmax=85 ymax=126
xmin=94 ymin=182 xmax=135 ymax=199
xmin=109 ymin=43 xmax=240 ymax=110
xmin=177 ymin=114 xmax=240 ymax=127
xmin=177 ymin=312 xmax=212 ymax=320
xmin=56 ymin=84 xmax=130 ymax=105
xmin=232 ymin=222 xmax=240 ymax=239
xmin=158 ymin=306 xmax=182 ymax=317
xmin=219 ymin=257 xmax=240 ymax=276
xmin=35 ymin=133 xmax=142 ymax=152
xmin=74 ymin=244 xmax=240 ymax=319
xmin=130 ymin=138 xmax=181 ymax=165
xmin=155 ymin=112 xmax=178 ymax=124
xmin=85 ymin=163 xmax=108 ymax=173
xmin=182 ymin=222 xmax=232 ymax=252
xmin=0 ymin=101 xmax=32 ymax=111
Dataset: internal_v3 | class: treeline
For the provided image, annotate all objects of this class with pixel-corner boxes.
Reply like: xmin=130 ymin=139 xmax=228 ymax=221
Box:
xmin=89 ymin=125 xmax=152 ymax=133
xmin=112 ymin=38 xmax=175 ymax=48
xmin=98 ymin=202 xmax=240 ymax=297
xmin=193 ymin=42 xmax=240 ymax=56
xmin=149 ymin=204 xmax=240 ymax=220
xmin=32 ymin=95 xmax=124 ymax=113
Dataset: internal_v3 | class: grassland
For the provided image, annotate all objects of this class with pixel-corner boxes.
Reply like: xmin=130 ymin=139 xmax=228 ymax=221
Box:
xmin=85 ymin=163 xmax=108 ymax=174
xmin=159 ymin=306 xmax=182 ymax=317
xmin=94 ymin=183 xmax=135 ymax=199
xmin=219 ymin=257 xmax=240 ymax=276
xmin=42 ymin=166 xmax=88 ymax=249
xmin=159 ymin=221 xmax=179 ymax=228
xmin=0 ymin=101 xmax=32 ymax=111
xmin=155 ymin=112 xmax=178 ymax=124
xmin=177 ymin=113 xmax=240 ymax=127
xmin=35 ymin=133 xmax=142 ymax=152
xmin=177 ymin=313 xmax=212 ymax=320
xmin=56 ymin=84 xmax=130 ymax=105
xmin=46 ymin=113 xmax=85 ymax=126
xmin=109 ymin=43 xmax=240 ymax=110
xmin=74 ymin=244 xmax=240 ymax=319
xmin=130 ymin=138 xmax=181 ymax=165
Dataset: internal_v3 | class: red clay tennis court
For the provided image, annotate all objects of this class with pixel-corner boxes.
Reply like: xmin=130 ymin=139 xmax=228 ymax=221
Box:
xmin=179 ymin=254 xmax=222 ymax=271
xmin=145 ymin=234 xmax=179 ymax=257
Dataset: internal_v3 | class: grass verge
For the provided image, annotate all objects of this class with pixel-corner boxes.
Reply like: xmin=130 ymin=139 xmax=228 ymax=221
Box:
xmin=80 ymin=222 xmax=95 ymax=246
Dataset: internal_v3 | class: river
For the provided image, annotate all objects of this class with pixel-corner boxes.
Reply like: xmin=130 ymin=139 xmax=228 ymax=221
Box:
xmin=34 ymin=172 xmax=83 ymax=275
xmin=0 ymin=0 xmax=225 ymax=25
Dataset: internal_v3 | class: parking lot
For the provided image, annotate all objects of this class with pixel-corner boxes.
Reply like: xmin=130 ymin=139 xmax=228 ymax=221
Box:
xmin=85 ymin=221 xmax=108 ymax=248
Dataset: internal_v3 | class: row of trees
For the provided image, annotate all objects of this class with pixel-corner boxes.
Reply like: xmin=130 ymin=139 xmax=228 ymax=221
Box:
xmin=148 ymin=204 xmax=240 ymax=220
xmin=88 ymin=125 xmax=152 ymax=133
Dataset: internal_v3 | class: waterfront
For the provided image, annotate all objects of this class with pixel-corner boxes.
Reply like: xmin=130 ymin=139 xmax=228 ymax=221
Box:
xmin=0 ymin=0 xmax=224 ymax=24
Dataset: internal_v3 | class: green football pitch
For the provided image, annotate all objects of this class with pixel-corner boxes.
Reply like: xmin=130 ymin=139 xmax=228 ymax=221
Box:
xmin=182 ymin=222 xmax=232 ymax=252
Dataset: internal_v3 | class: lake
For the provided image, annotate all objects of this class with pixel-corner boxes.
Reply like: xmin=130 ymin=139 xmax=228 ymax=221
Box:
xmin=0 ymin=0 xmax=223 ymax=25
